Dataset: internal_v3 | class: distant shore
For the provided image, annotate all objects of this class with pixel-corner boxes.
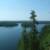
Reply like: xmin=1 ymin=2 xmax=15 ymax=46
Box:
xmin=0 ymin=21 xmax=50 ymax=27
xmin=0 ymin=21 xmax=17 ymax=27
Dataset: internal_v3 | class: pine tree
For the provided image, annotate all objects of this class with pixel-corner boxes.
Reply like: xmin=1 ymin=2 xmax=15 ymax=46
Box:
xmin=29 ymin=10 xmax=39 ymax=50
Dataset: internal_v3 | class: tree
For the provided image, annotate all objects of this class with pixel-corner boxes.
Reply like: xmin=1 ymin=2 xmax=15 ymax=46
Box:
xmin=30 ymin=10 xmax=38 ymax=34
xmin=30 ymin=10 xmax=39 ymax=50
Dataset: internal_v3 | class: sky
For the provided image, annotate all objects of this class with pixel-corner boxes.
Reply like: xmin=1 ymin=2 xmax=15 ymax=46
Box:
xmin=0 ymin=0 xmax=49 ymax=21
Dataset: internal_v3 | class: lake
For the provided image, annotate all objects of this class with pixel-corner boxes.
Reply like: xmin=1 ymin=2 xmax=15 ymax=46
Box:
xmin=0 ymin=23 xmax=45 ymax=50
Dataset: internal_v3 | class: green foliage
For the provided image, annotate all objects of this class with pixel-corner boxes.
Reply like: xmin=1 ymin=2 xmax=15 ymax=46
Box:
xmin=30 ymin=10 xmax=39 ymax=50
xmin=17 ymin=37 xmax=24 ymax=50
xmin=40 ymin=25 xmax=50 ymax=50
xmin=30 ymin=10 xmax=37 ymax=19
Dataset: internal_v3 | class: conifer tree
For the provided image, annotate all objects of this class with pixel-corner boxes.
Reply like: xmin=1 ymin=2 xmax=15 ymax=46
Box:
xmin=30 ymin=10 xmax=39 ymax=50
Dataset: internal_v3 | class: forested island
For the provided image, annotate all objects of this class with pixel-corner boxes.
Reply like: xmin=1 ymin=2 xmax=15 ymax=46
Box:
xmin=0 ymin=21 xmax=18 ymax=27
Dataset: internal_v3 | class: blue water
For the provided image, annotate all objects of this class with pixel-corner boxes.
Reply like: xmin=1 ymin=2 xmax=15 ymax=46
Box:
xmin=0 ymin=24 xmax=22 ymax=50
xmin=0 ymin=23 xmax=45 ymax=50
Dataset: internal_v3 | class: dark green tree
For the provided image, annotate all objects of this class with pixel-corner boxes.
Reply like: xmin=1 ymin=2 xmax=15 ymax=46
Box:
xmin=30 ymin=10 xmax=39 ymax=50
